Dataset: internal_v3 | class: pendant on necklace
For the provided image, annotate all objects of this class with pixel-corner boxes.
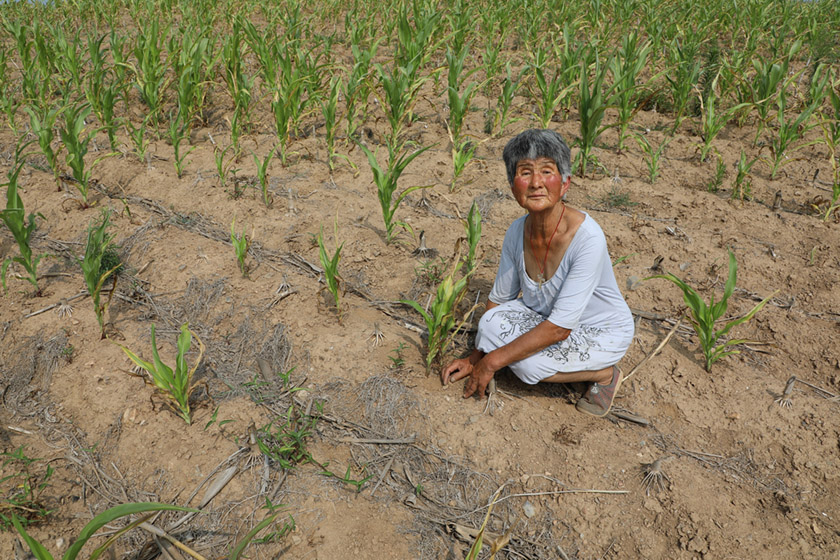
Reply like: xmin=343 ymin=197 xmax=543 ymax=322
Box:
xmin=537 ymin=273 xmax=546 ymax=289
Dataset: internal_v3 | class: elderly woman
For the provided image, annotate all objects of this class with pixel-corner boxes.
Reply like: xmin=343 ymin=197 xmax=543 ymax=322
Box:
xmin=442 ymin=129 xmax=634 ymax=417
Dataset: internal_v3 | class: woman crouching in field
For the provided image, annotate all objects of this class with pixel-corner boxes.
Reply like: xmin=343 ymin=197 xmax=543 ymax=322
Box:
xmin=442 ymin=129 xmax=634 ymax=417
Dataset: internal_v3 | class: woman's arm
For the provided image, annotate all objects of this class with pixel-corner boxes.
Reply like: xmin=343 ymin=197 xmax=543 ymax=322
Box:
xmin=462 ymin=319 xmax=570 ymax=399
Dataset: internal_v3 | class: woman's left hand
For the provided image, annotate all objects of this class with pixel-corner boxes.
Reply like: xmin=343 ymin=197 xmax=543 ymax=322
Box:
xmin=463 ymin=358 xmax=497 ymax=400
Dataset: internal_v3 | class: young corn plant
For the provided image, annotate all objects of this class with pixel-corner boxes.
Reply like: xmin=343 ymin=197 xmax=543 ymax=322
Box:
xmin=25 ymin=103 xmax=63 ymax=188
xmin=750 ymin=40 xmax=800 ymax=144
xmin=123 ymin=18 xmax=171 ymax=124
xmin=462 ymin=201 xmax=482 ymax=277
xmin=252 ymin=148 xmax=275 ymax=207
xmin=81 ymin=209 xmax=122 ymax=339
xmin=576 ymin=59 xmax=613 ymax=177
xmin=608 ymin=32 xmax=651 ymax=152
xmin=697 ymin=77 xmax=748 ymax=162
xmin=634 ymin=133 xmax=671 ymax=184
xmin=1 ymin=144 xmax=47 ymax=296
xmin=445 ymin=45 xmax=479 ymax=143
xmin=125 ymin=115 xmax=151 ymax=162
xmin=450 ymin=136 xmax=478 ymax=192
xmin=732 ymin=149 xmax=757 ymax=201
xmin=359 ymin=141 xmax=433 ymax=243
xmin=529 ymin=46 xmax=576 ymax=129
xmin=493 ymin=63 xmax=521 ymax=136
xmin=167 ymin=112 xmax=195 ymax=179
xmin=648 ymin=249 xmax=775 ymax=372
xmin=402 ymin=261 xmax=474 ymax=374
xmin=13 ymin=503 xmax=194 ymax=560
xmin=321 ymin=75 xmax=351 ymax=171
xmin=215 ymin=143 xmax=239 ymax=190
xmin=343 ymin=38 xmax=378 ymax=141
xmin=59 ymin=103 xmax=110 ymax=207
xmin=665 ymin=37 xmax=702 ymax=132
xmin=316 ymin=225 xmax=343 ymax=321
xmin=376 ymin=62 xmax=429 ymax=148
xmin=119 ymin=323 xmax=205 ymax=424
xmin=230 ymin=217 xmax=250 ymax=277
xmin=765 ymin=90 xmax=819 ymax=179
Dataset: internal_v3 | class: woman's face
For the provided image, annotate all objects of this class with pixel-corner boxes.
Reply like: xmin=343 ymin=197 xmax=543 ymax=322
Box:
xmin=511 ymin=157 xmax=570 ymax=213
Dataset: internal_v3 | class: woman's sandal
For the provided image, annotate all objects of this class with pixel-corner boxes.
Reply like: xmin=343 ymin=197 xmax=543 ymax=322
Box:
xmin=575 ymin=365 xmax=622 ymax=418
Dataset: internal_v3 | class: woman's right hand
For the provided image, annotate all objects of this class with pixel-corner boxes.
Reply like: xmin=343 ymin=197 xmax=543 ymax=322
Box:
xmin=441 ymin=358 xmax=473 ymax=386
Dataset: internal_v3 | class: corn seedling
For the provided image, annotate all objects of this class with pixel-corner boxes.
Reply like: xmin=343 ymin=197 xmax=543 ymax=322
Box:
xmin=450 ymin=136 xmax=478 ymax=192
xmin=529 ymin=46 xmax=576 ymax=129
xmin=445 ymin=45 xmax=479 ymax=143
xmin=1 ymin=446 xmax=54 ymax=530
xmin=462 ymin=201 xmax=482 ymax=277
xmin=634 ymin=133 xmax=671 ymax=184
xmin=123 ymin=18 xmax=171 ymax=124
xmin=321 ymin=75 xmax=352 ymax=171
xmin=222 ymin=18 xmax=253 ymax=152
xmin=81 ymin=209 xmax=122 ymax=338
xmin=706 ymin=154 xmax=726 ymax=193
xmin=402 ymin=260 xmax=475 ymax=373
xmin=465 ymin=485 xmax=506 ymax=560
xmin=167 ymin=112 xmax=195 ymax=179
xmin=316 ymin=224 xmax=343 ymax=320
xmin=359 ymin=141 xmax=433 ymax=243
xmin=608 ymin=32 xmax=652 ymax=152
xmin=698 ymin=77 xmax=748 ymax=162
xmin=647 ymin=249 xmax=776 ymax=372
xmin=750 ymin=41 xmax=799 ymax=143
xmin=119 ymin=323 xmax=205 ymax=424
xmin=376 ymin=62 xmax=428 ymax=148
xmin=25 ymin=103 xmax=63 ymax=187
xmin=576 ymin=58 xmax=613 ymax=177
xmin=13 ymin=502 xmax=194 ymax=560
xmin=252 ymin=148 xmax=275 ymax=207
xmin=765 ymin=89 xmax=819 ymax=179
xmin=665 ymin=37 xmax=702 ymax=131
xmin=230 ymin=217 xmax=250 ymax=277
xmin=343 ymin=38 xmax=378 ymax=141
xmin=1 ymin=143 xmax=47 ymax=296
xmin=493 ymin=63 xmax=521 ymax=136
xmin=732 ymin=150 xmax=757 ymax=201
xmin=60 ymin=103 xmax=113 ymax=207
xmin=215 ymin=143 xmax=239 ymax=189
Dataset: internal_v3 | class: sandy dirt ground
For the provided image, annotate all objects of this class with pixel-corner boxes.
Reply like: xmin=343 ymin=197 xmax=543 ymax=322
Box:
xmin=1 ymin=29 xmax=840 ymax=560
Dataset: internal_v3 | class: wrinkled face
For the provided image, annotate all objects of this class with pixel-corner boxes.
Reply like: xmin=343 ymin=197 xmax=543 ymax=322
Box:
xmin=511 ymin=157 xmax=570 ymax=213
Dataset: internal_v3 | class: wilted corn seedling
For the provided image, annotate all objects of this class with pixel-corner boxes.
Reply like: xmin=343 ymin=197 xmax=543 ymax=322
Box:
xmin=119 ymin=323 xmax=205 ymax=424
xmin=316 ymin=224 xmax=344 ymax=320
xmin=231 ymin=217 xmax=250 ymax=277
xmin=647 ymin=249 xmax=776 ymax=372
xmin=343 ymin=37 xmax=379 ymax=141
xmin=1 ymin=142 xmax=47 ymax=296
xmin=81 ymin=209 xmax=122 ymax=338
xmin=749 ymin=41 xmax=799 ymax=144
xmin=215 ymin=143 xmax=239 ymax=189
xmin=359 ymin=141 xmax=433 ymax=243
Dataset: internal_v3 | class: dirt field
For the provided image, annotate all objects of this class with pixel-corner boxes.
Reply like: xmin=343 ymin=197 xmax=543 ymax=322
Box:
xmin=2 ymin=2 xmax=840 ymax=559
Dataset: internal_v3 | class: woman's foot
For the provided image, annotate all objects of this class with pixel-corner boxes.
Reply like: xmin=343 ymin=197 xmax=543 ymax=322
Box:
xmin=575 ymin=365 xmax=622 ymax=417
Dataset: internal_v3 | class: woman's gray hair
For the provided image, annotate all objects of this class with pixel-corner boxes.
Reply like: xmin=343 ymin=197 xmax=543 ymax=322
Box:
xmin=502 ymin=129 xmax=572 ymax=185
